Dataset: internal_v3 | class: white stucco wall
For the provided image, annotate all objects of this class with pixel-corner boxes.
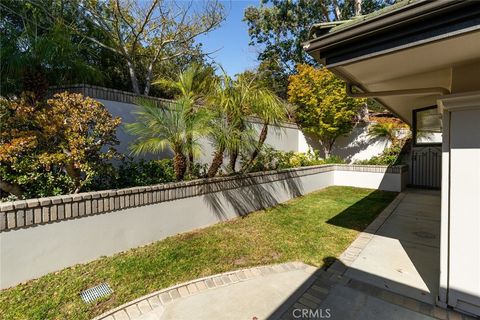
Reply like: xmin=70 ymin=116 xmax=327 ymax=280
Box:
xmin=334 ymin=170 xmax=404 ymax=192
xmin=438 ymin=92 xmax=480 ymax=316
xmin=301 ymin=123 xmax=390 ymax=163
xmin=98 ymin=99 xmax=387 ymax=164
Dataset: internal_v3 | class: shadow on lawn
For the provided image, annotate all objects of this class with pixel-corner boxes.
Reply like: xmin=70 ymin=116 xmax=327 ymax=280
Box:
xmin=326 ymin=189 xmax=396 ymax=231
xmin=203 ymin=170 xmax=304 ymax=219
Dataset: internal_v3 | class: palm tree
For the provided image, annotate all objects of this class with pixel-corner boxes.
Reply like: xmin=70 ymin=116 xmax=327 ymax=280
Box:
xmin=153 ymin=64 xmax=215 ymax=172
xmin=368 ymin=122 xmax=398 ymax=146
xmin=126 ymin=99 xmax=211 ymax=181
xmin=243 ymin=85 xmax=288 ymax=170
xmin=203 ymin=74 xmax=253 ymax=177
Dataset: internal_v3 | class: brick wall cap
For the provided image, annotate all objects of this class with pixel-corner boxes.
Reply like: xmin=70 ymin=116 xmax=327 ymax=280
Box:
xmin=62 ymin=196 xmax=74 ymax=203
xmin=71 ymin=194 xmax=83 ymax=201
xmin=39 ymin=198 xmax=52 ymax=206
xmin=13 ymin=200 xmax=27 ymax=209
xmin=49 ymin=196 xmax=63 ymax=204
xmin=0 ymin=202 xmax=14 ymax=212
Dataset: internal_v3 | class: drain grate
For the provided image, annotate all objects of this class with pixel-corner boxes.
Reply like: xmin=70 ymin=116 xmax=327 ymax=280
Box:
xmin=80 ymin=283 xmax=113 ymax=303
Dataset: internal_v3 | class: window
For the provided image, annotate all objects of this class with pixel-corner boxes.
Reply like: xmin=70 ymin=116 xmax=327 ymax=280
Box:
xmin=413 ymin=107 xmax=442 ymax=145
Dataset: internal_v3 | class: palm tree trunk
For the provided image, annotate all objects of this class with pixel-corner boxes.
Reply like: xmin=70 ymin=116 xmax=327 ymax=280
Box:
xmin=229 ymin=148 xmax=238 ymax=173
xmin=186 ymin=135 xmax=194 ymax=173
xmin=207 ymin=146 xmax=225 ymax=178
xmin=249 ymin=122 xmax=268 ymax=165
xmin=173 ymin=150 xmax=187 ymax=181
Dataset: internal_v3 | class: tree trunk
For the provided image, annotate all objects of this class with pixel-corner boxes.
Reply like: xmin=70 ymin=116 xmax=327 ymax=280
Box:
xmin=229 ymin=148 xmax=238 ymax=173
xmin=126 ymin=59 xmax=141 ymax=94
xmin=173 ymin=151 xmax=187 ymax=181
xmin=207 ymin=146 xmax=225 ymax=178
xmin=186 ymin=135 xmax=194 ymax=174
xmin=323 ymin=146 xmax=330 ymax=159
xmin=332 ymin=0 xmax=342 ymax=20
xmin=245 ymin=122 xmax=268 ymax=170
xmin=354 ymin=0 xmax=362 ymax=16
xmin=144 ymin=62 xmax=154 ymax=96
xmin=64 ymin=162 xmax=83 ymax=193
xmin=0 ymin=179 xmax=23 ymax=198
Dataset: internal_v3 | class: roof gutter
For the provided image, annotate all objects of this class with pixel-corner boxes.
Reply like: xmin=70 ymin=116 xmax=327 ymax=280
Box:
xmin=346 ymin=83 xmax=450 ymax=98
xmin=304 ymin=0 xmax=459 ymax=54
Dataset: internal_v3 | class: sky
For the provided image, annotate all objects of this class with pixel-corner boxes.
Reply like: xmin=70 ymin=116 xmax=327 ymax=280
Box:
xmin=196 ymin=1 xmax=260 ymax=76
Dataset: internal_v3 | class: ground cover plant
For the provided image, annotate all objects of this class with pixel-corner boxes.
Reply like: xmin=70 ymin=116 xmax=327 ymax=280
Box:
xmin=0 ymin=186 xmax=397 ymax=320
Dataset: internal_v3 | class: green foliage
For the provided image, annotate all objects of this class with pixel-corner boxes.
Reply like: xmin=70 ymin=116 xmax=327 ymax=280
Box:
xmin=125 ymin=98 xmax=212 ymax=180
xmin=0 ymin=0 xmax=221 ymax=97
xmin=90 ymin=159 xmax=175 ymax=190
xmin=0 ymin=92 xmax=121 ymax=198
xmin=288 ymin=64 xmax=365 ymax=156
xmin=368 ymin=122 xmax=398 ymax=144
xmin=243 ymin=0 xmax=390 ymax=96
xmin=355 ymin=144 xmax=405 ymax=166
xmin=246 ymin=147 xmax=345 ymax=172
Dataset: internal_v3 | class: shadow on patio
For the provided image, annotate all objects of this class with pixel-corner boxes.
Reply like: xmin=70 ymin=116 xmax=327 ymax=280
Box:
xmin=267 ymin=188 xmax=447 ymax=319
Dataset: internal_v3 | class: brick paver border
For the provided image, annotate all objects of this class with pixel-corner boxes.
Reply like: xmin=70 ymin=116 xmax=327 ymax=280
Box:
xmin=93 ymin=262 xmax=316 ymax=320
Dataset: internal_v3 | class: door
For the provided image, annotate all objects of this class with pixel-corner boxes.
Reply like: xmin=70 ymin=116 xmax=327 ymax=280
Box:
xmin=410 ymin=107 xmax=442 ymax=189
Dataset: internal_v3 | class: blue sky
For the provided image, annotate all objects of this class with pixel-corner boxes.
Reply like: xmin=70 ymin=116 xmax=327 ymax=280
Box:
xmin=196 ymin=1 xmax=260 ymax=76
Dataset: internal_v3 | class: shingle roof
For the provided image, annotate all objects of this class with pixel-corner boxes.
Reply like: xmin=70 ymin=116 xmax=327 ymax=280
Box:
xmin=309 ymin=0 xmax=418 ymax=40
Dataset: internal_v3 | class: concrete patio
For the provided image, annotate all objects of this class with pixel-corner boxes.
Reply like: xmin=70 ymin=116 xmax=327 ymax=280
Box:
xmin=343 ymin=189 xmax=441 ymax=304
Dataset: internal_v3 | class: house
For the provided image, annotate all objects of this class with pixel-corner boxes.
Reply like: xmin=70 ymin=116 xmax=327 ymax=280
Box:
xmin=304 ymin=0 xmax=480 ymax=316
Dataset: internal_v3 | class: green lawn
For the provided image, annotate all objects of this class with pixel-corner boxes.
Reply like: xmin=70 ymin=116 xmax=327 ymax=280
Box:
xmin=0 ymin=186 xmax=397 ymax=320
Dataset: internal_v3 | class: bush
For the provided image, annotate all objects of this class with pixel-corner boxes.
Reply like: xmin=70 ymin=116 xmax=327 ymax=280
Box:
xmin=246 ymin=147 xmax=344 ymax=172
xmin=355 ymin=145 xmax=404 ymax=165
xmin=88 ymin=158 xmax=176 ymax=190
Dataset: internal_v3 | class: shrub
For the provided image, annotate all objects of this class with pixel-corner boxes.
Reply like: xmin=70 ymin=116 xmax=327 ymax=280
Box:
xmin=355 ymin=145 xmax=404 ymax=166
xmin=88 ymin=158 xmax=176 ymax=190
xmin=246 ymin=147 xmax=344 ymax=172
xmin=0 ymin=92 xmax=120 ymax=199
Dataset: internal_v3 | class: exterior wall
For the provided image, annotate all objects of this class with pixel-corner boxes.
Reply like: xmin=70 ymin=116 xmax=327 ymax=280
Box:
xmin=334 ymin=165 xmax=407 ymax=192
xmin=331 ymin=124 xmax=391 ymax=162
xmin=0 ymin=164 xmax=406 ymax=289
xmin=50 ymin=85 xmax=388 ymax=164
xmin=303 ymin=124 xmax=390 ymax=162
xmin=438 ymin=92 xmax=480 ymax=316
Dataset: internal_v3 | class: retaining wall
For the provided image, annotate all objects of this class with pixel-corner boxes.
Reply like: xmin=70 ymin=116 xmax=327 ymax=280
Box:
xmin=0 ymin=164 xmax=407 ymax=289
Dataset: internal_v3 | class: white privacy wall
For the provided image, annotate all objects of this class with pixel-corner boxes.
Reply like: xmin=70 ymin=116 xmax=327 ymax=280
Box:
xmin=98 ymin=99 xmax=387 ymax=164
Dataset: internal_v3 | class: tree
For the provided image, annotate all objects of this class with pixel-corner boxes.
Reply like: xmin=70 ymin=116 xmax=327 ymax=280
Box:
xmin=368 ymin=122 xmax=397 ymax=145
xmin=241 ymin=83 xmax=289 ymax=171
xmin=0 ymin=0 xmax=104 ymax=97
xmin=153 ymin=64 xmax=216 ymax=171
xmin=204 ymin=75 xmax=255 ymax=177
xmin=244 ymin=0 xmax=391 ymax=96
xmin=0 ymin=92 xmax=121 ymax=197
xmin=288 ymin=64 xmax=365 ymax=157
xmin=77 ymin=0 xmax=224 ymax=95
xmin=125 ymin=100 xmax=211 ymax=181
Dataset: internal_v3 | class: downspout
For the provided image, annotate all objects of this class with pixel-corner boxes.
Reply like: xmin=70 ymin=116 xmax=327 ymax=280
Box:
xmin=346 ymin=83 xmax=450 ymax=98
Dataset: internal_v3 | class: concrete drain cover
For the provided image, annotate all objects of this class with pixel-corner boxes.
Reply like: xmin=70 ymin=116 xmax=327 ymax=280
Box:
xmin=80 ymin=283 xmax=113 ymax=303
xmin=413 ymin=231 xmax=436 ymax=239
